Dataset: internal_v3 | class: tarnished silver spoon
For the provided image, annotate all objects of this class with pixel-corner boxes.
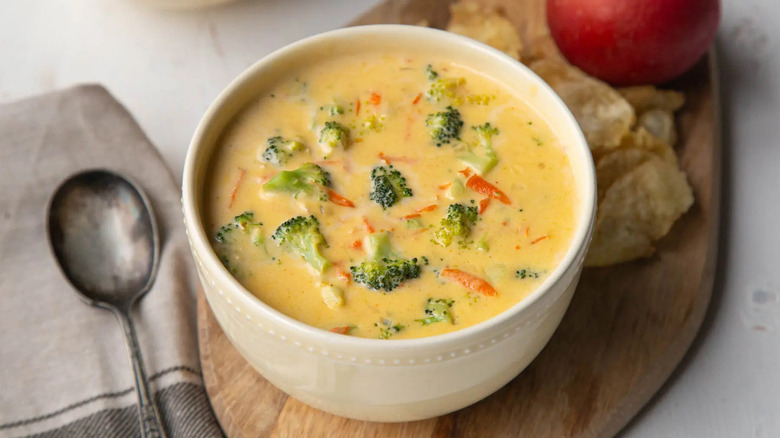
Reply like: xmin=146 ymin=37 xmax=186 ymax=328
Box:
xmin=46 ymin=170 xmax=167 ymax=438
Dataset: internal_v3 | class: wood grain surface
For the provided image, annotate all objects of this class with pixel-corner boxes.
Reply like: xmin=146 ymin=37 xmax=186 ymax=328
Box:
xmin=197 ymin=0 xmax=721 ymax=436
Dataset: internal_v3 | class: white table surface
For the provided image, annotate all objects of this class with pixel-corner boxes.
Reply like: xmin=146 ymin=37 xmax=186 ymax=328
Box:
xmin=3 ymin=0 xmax=778 ymax=436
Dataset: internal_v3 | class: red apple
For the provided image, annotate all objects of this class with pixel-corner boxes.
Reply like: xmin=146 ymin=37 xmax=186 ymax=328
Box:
xmin=547 ymin=0 xmax=720 ymax=85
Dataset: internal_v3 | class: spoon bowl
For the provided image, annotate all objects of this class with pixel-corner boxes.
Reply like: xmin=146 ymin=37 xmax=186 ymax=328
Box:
xmin=48 ymin=170 xmax=157 ymax=309
xmin=47 ymin=169 xmax=167 ymax=438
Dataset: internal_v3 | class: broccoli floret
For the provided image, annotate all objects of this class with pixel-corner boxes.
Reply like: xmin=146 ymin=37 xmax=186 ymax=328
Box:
xmin=261 ymin=136 xmax=305 ymax=166
xmin=516 ymin=269 xmax=541 ymax=279
xmin=272 ymin=215 xmax=330 ymax=272
xmin=219 ymin=255 xmax=238 ymax=275
xmin=466 ymin=94 xmax=495 ymax=105
xmin=425 ymin=65 xmax=465 ymax=102
xmin=425 ymin=64 xmax=439 ymax=81
xmin=379 ymin=324 xmax=405 ymax=339
xmin=263 ymin=162 xmax=331 ymax=201
xmin=215 ymin=211 xmax=263 ymax=246
xmin=352 ymin=259 xmax=421 ymax=292
xmin=427 ymin=78 xmax=465 ymax=102
xmin=432 ymin=203 xmax=478 ymax=247
xmin=214 ymin=212 xmax=263 ymax=275
xmin=318 ymin=121 xmax=349 ymax=156
xmin=417 ymin=298 xmax=455 ymax=325
xmin=458 ymin=123 xmax=500 ymax=174
xmin=473 ymin=122 xmax=499 ymax=147
xmin=362 ymin=113 xmax=385 ymax=132
xmin=426 ymin=106 xmax=463 ymax=146
xmin=350 ymin=233 xmax=421 ymax=292
xmin=369 ymin=165 xmax=413 ymax=209
xmin=319 ymin=104 xmax=344 ymax=116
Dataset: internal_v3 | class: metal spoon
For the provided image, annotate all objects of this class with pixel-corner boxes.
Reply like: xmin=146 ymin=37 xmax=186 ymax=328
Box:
xmin=46 ymin=170 xmax=167 ymax=438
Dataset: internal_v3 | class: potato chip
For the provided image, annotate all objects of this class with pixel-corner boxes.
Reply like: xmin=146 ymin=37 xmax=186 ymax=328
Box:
xmin=446 ymin=1 xmax=523 ymax=61
xmin=529 ymin=59 xmax=635 ymax=154
xmin=595 ymin=126 xmax=679 ymax=199
xmin=524 ymin=34 xmax=566 ymax=63
xmin=585 ymin=158 xmax=694 ymax=267
xmin=595 ymin=147 xmax=656 ymax=200
xmin=623 ymin=126 xmax=678 ymax=165
xmin=586 ymin=211 xmax=656 ymax=267
xmin=618 ymin=85 xmax=685 ymax=114
xmin=638 ymin=109 xmax=677 ymax=146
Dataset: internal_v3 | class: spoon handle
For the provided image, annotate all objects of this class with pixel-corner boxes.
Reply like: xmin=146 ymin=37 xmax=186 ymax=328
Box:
xmin=116 ymin=309 xmax=168 ymax=438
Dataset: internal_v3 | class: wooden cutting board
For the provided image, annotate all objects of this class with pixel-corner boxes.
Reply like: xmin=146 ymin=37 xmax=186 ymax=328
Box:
xmin=197 ymin=0 xmax=721 ymax=436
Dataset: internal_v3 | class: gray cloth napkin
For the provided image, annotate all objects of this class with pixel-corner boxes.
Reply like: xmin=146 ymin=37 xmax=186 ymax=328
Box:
xmin=0 ymin=85 xmax=223 ymax=438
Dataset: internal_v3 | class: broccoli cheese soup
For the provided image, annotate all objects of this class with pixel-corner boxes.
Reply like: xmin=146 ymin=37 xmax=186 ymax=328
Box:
xmin=204 ymin=52 xmax=577 ymax=340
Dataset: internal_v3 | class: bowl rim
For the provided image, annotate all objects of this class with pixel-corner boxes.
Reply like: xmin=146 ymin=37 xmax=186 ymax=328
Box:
xmin=183 ymin=24 xmax=596 ymax=351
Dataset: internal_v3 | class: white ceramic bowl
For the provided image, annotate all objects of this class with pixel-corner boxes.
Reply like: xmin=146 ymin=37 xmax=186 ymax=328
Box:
xmin=183 ymin=25 xmax=595 ymax=422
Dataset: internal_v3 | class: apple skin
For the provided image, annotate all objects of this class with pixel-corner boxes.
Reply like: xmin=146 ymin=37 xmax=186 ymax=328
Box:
xmin=547 ymin=0 xmax=720 ymax=85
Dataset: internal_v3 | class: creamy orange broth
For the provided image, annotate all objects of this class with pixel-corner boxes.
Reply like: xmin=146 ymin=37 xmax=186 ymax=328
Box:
xmin=204 ymin=53 xmax=576 ymax=339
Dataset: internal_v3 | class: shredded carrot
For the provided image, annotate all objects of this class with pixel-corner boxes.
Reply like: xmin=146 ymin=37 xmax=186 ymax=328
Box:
xmin=335 ymin=265 xmax=351 ymax=284
xmin=355 ymin=98 xmax=361 ymax=115
xmin=363 ymin=217 xmax=375 ymax=233
xmin=329 ymin=326 xmax=350 ymax=335
xmin=315 ymin=160 xmax=350 ymax=173
xmin=525 ymin=227 xmax=530 ymax=237
xmin=228 ymin=168 xmax=246 ymax=208
xmin=351 ymin=240 xmax=363 ymax=249
xmin=412 ymin=93 xmax=422 ymax=105
xmin=441 ymin=268 xmax=497 ymax=296
xmin=370 ymin=92 xmax=382 ymax=106
xmin=478 ymin=198 xmax=491 ymax=215
xmin=378 ymin=152 xmax=417 ymax=165
xmin=466 ymin=175 xmax=511 ymax=205
xmin=531 ymin=235 xmax=550 ymax=245
xmin=404 ymin=112 xmax=417 ymax=142
xmin=438 ymin=183 xmax=452 ymax=190
xmin=400 ymin=205 xmax=436 ymax=220
xmin=515 ymin=245 xmax=521 ymax=250
xmin=327 ymin=189 xmax=355 ymax=208
xmin=502 ymin=221 xmax=508 ymax=226
xmin=458 ymin=168 xmax=473 ymax=178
